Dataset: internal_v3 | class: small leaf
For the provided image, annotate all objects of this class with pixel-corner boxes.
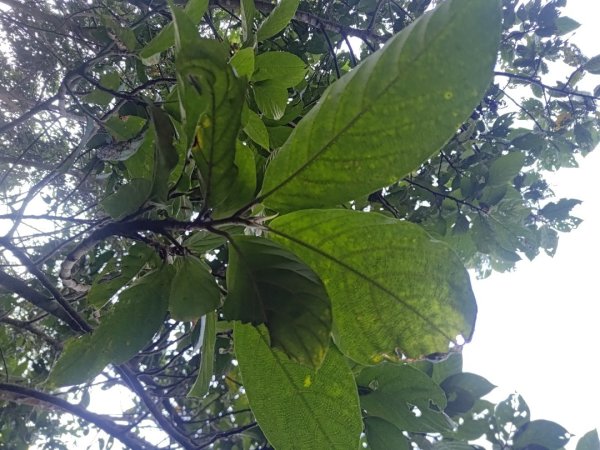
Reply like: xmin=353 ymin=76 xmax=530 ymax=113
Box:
xmin=488 ymin=152 xmax=525 ymax=186
xmin=440 ymin=372 xmax=495 ymax=415
xmin=357 ymin=363 xmax=453 ymax=432
xmin=513 ymin=420 xmax=570 ymax=450
xmin=576 ymin=429 xmax=600 ymax=450
xmin=188 ymin=312 xmax=217 ymax=398
xmin=235 ymin=323 xmax=362 ymax=449
xmin=87 ymin=243 xmax=155 ymax=307
xmin=101 ymin=178 xmax=152 ymax=220
xmin=584 ymin=54 xmax=600 ymax=74
xmin=269 ymin=209 xmax=477 ymax=365
xmin=84 ymin=71 xmax=121 ymax=106
xmin=540 ymin=198 xmax=581 ymax=221
xmin=252 ymin=51 xmax=307 ymax=87
xmin=244 ymin=110 xmax=270 ymax=149
xmin=259 ymin=0 xmax=502 ymax=212
xmin=104 ymin=116 xmax=146 ymax=141
xmin=149 ymin=106 xmax=179 ymax=201
xmin=241 ymin=0 xmax=256 ymax=43
xmin=256 ymin=0 xmax=300 ymax=41
xmin=225 ymin=236 xmax=332 ymax=368
xmin=169 ymin=256 xmax=220 ymax=321
xmin=230 ymin=47 xmax=255 ymax=78
xmin=254 ymin=81 xmax=288 ymax=120
xmin=364 ymin=417 xmax=410 ymax=450
xmin=139 ymin=0 xmax=209 ymax=63
xmin=555 ymin=16 xmax=581 ymax=35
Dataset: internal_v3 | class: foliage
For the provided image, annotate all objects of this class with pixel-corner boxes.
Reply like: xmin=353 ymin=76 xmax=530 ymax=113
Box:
xmin=0 ymin=0 xmax=598 ymax=448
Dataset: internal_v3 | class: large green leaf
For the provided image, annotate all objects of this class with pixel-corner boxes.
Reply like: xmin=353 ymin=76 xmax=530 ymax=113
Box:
xmin=269 ymin=209 xmax=477 ymax=365
xmin=149 ymin=107 xmax=179 ymax=201
xmin=357 ymin=363 xmax=453 ymax=433
xmin=172 ymin=5 xmax=247 ymax=209
xmin=224 ymin=236 xmax=331 ymax=368
xmin=49 ymin=266 xmax=172 ymax=386
xmin=101 ymin=178 xmax=152 ymax=220
xmin=256 ymin=0 xmax=301 ymax=41
xmin=235 ymin=324 xmax=362 ymax=449
xmin=169 ymin=256 xmax=220 ymax=321
xmin=259 ymin=0 xmax=501 ymax=212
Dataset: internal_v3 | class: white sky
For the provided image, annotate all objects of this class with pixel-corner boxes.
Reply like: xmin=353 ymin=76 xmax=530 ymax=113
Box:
xmin=463 ymin=0 xmax=600 ymax=443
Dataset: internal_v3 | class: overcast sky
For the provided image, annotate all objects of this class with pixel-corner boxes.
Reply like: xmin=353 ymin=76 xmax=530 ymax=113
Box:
xmin=463 ymin=0 xmax=600 ymax=443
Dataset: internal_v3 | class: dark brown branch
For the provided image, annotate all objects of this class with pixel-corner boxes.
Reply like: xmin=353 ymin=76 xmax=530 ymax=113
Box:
xmin=0 ymin=382 xmax=160 ymax=450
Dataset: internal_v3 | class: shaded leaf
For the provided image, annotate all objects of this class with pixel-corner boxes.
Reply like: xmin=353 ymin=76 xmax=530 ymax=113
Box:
xmin=254 ymin=81 xmax=288 ymax=120
xmin=225 ymin=236 xmax=332 ymax=368
xmin=139 ymin=0 xmax=209 ymax=63
xmin=259 ymin=0 xmax=501 ymax=212
xmin=169 ymin=256 xmax=220 ymax=321
xmin=357 ymin=363 xmax=453 ymax=432
xmin=488 ymin=152 xmax=525 ymax=186
xmin=230 ymin=47 xmax=255 ymax=78
xmin=101 ymin=178 xmax=152 ymax=220
xmin=49 ymin=266 xmax=172 ymax=386
xmin=269 ymin=209 xmax=477 ymax=365
xmin=576 ymin=430 xmax=600 ymax=450
xmin=364 ymin=416 xmax=410 ymax=450
xmin=584 ymin=54 xmax=600 ymax=74
xmin=440 ymin=372 xmax=495 ymax=415
xmin=104 ymin=116 xmax=146 ymax=141
xmin=555 ymin=16 xmax=580 ymax=35
xmin=188 ymin=312 xmax=217 ymax=398
xmin=513 ymin=420 xmax=570 ymax=450
xmin=244 ymin=109 xmax=270 ymax=149
xmin=235 ymin=324 xmax=362 ymax=449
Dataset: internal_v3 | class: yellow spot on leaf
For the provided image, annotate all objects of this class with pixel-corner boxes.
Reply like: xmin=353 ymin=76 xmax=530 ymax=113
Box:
xmin=303 ymin=375 xmax=312 ymax=388
xmin=444 ymin=91 xmax=454 ymax=100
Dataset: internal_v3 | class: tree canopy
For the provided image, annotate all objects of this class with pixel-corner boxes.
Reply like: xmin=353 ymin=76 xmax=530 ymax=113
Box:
xmin=0 ymin=0 xmax=599 ymax=448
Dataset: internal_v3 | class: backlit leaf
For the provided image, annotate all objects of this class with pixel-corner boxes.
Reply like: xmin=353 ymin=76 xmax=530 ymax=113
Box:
xmin=269 ymin=209 xmax=477 ymax=365
xmin=169 ymin=256 xmax=220 ymax=321
xmin=235 ymin=324 xmax=362 ymax=449
xmin=260 ymin=0 xmax=501 ymax=212
xmin=256 ymin=0 xmax=301 ymax=41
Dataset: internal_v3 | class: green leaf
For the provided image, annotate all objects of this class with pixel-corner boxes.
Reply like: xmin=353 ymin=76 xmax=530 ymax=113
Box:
xmin=254 ymin=81 xmax=288 ymax=120
xmin=513 ymin=420 xmax=570 ymax=450
xmin=540 ymin=198 xmax=581 ymax=221
xmin=46 ymin=334 xmax=107 ymax=387
xmin=241 ymin=0 xmax=256 ymax=43
xmin=440 ymin=372 xmax=495 ymax=415
xmin=140 ymin=0 xmax=209 ymax=63
xmin=84 ymin=71 xmax=121 ymax=106
xmin=244 ymin=109 xmax=270 ymax=149
xmin=555 ymin=16 xmax=580 ymax=35
xmin=230 ymin=47 xmax=255 ymax=78
xmin=494 ymin=393 xmax=530 ymax=428
xmin=357 ymin=363 xmax=453 ymax=432
xmin=169 ymin=256 xmax=220 ymax=321
xmin=364 ymin=417 xmax=410 ymax=450
xmin=188 ymin=312 xmax=217 ymax=398
xmin=256 ymin=0 xmax=301 ymax=41
xmin=252 ymin=52 xmax=307 ymax=87
xmin=259 ymin=0 xmax=501 ymax=212
xmin=577 ymin=430 xmax=600 ymax=450
xmin=235 ymin=323 xmax=362 ymax=449
xmin=49 ymin=266 xmax=172 ymax=386
xmin=149 ymin=106 xmax=179 ymax=201
xmin=101 ymin=178 xmax=152 ymax=220
xmin=584 ymin=54 xmax=600 ymax=74
xmin=87 ymin=243 xmax=155 ymax=307
xmin=172 ymin=10 xmax=247 ymax=209
xmin=212 ymin=141 xmax=257 ymax=217
xmin=104 ymin=116 xmax=146 ymax=141
xmin=488 ymin=152 xmax=525 ymax=186
xmin=184 ymin=230 xmax=228 ymax=254
xmin=225 ymin=236 xmax=332 ymax=368
xmin=269 ymin=209 xmax=477 ymax=365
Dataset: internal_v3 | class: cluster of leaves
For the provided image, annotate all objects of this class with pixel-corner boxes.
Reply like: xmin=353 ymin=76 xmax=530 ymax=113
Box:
xmin=0 ymin=0 xmax=599 ymax=448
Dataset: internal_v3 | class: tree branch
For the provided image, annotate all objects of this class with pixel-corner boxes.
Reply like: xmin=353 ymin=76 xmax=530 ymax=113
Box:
xmin=0 ymin=382 xmax=161 ymax=450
